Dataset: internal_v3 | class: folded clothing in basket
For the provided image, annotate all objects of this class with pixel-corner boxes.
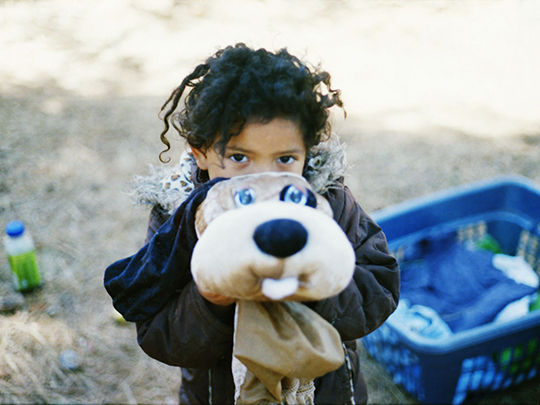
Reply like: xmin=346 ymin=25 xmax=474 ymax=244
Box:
xmin=392 ymin=299 xmax=454 ymax=339
xmin=399 ymin=234 xmax=538 ymax=333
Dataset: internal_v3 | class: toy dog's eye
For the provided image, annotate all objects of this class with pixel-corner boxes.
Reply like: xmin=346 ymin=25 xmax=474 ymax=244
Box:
xmin=280 ymin=185 xmax=317 ymax=208
xmin=234 ymin=188 xmax=255 ymax=207
xmin=281 ymin=185 xmax=306 ymax=205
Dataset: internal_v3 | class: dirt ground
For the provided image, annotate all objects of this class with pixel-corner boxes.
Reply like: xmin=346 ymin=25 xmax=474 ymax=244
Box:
xmin=1 ymin=0 xmax=540 ymax=403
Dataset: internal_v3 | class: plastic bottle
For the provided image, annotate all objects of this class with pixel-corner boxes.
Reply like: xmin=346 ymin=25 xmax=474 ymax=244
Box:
xmin=3 ymin=220 xmax=41 ymax=292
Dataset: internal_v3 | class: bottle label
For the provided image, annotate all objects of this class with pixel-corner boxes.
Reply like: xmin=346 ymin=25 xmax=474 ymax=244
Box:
xmin=8 ymin=250 xmax=41 ymax=291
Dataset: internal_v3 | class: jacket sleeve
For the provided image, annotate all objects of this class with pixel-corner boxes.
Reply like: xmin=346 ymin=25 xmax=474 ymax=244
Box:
xmin=136 ymin=281 xmax=235 ymax=368
xmin=135 ymin=206 xmax=236 ymax=368
xmin=104 ymin=177 xmax=235 ymax=368
xmin=312 ymin=185 xmax=400 ymax=341
xmin=103 ymin=178 xmax=226 ymax=322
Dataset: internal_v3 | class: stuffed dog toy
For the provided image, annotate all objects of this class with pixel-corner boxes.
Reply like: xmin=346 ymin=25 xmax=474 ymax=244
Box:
xmin=191 ymin=172 xmax=356 ymax=404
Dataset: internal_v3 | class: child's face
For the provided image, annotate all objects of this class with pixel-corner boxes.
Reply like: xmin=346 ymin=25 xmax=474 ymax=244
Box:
xmin=191 ymin=118 xmax=306 ymax=180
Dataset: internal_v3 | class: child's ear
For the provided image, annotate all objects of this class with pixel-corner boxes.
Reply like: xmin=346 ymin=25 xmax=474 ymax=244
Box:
xmin=190 ymin=146 xmax=209 ymax=171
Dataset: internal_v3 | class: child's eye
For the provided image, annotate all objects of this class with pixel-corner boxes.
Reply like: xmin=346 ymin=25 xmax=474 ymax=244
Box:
xmin=277 ymin=156 xmax=295 ymax=164
xmin=230 ymin=154 xmax=248 ymax=163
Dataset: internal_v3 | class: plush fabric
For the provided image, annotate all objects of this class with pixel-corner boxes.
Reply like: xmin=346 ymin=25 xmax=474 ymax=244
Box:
xmin=233 ymin=301 xmax=343 ymax=404
xmin=191 ymin=173 xmax=355 ymax=302
xmin=191 ymin=173 xmax=355 ymax=404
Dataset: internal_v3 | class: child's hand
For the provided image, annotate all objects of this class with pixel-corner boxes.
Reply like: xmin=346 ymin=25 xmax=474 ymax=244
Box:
xmin=197 ymin=286 xmax=236 ymax=306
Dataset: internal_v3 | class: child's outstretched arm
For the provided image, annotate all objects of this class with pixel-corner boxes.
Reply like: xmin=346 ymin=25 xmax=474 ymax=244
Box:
xmin=104 ymin=177 xmax=238 ymax=369
xmin=103 ymin=178 xmax=226 ymax=322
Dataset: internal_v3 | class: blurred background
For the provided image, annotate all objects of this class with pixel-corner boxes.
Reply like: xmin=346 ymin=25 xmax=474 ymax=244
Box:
xmin=0 ymin=0 xmax=539 ymax=403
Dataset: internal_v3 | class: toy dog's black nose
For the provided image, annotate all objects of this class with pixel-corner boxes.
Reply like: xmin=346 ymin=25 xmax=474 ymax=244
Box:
xmin=253 ymin=219 xmax=308 ymax=258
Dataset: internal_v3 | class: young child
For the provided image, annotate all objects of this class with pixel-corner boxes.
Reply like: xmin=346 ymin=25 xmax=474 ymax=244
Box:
xmin=104 ymin=43 xmax=400 ymax=404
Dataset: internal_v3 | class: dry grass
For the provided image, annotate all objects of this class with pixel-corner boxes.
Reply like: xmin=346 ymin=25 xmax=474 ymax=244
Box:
xmin=1 ymin=0 xmax=540 ymax=404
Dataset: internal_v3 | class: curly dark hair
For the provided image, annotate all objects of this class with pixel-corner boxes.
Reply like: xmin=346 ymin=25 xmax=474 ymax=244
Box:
xmin=158 ymin=43 xmax=344 ymax=163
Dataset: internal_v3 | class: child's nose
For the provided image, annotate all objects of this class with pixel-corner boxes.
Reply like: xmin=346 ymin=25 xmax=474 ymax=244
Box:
xmin=253 ymin=219 xmax=308 ymax=258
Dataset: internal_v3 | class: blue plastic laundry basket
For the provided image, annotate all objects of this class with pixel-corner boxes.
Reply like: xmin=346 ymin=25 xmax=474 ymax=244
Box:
xmin=362 ymin=176 xmax=540 ymax=404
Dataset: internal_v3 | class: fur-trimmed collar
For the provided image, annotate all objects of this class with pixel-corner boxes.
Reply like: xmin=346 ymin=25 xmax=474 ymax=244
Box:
xmin=132 ymin=134 xmax=348 ymax=214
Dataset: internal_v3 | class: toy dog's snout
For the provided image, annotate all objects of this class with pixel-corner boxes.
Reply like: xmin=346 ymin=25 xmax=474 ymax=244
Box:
xmin=253 ymin=219 xmax=308 ymax=258
xmin=253 ymin=218 xmax=310 ymax=300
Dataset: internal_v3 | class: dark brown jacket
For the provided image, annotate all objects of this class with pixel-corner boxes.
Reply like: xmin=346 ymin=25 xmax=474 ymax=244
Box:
xmin=134 ymin=181 xmax=400 ymax=404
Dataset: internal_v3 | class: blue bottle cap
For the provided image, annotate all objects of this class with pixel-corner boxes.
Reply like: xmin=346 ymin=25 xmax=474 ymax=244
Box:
xmin=6 ymin=220 xmax=25 ymax=237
